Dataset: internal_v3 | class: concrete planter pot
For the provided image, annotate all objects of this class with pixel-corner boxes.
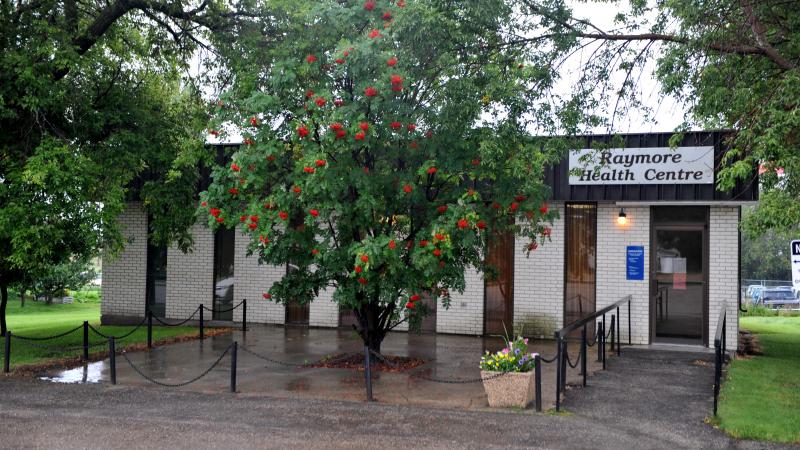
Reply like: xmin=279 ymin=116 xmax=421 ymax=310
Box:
xmin=481 ymin=370 xmax=536 ymax=408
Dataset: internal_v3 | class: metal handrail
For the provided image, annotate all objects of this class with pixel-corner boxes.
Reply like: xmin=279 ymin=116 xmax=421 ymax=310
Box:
xmin=714 ymin=301 xmax=727 ymax=350
xmin=713 ymin=301 xmax=727 ymax=416
xmin=555 ymin=295 xmax=632 ymax=339
xmin=553 ymin=294 xmax=633 ymax=411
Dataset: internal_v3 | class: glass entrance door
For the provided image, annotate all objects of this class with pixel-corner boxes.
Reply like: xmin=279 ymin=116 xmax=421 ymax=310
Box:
xmin=651 ymin=207 xmax=708 ymax=345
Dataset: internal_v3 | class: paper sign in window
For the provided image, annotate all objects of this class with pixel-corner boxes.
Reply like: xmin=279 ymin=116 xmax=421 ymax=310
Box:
xmin=672 ymin=257 xmax=687 ymax=290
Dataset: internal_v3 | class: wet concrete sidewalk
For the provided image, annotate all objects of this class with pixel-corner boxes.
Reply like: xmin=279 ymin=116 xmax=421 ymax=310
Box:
xmin=44 ymin=325 xmax=613 ymax=411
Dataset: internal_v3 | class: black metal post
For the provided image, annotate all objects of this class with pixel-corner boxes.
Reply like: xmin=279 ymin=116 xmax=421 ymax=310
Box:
xmin=616 ymin=306 xmax=621 ymax=356
xmin=242 ymin=299 xmax=247 ymax=333
xmin=602 ymin=322 xmax=607 ymax=370
xmin=714 ymin=346 xmax=720 ymax=416
xmin=555 ymin=335 xmax=562 ymax=411
xmin=364 ymin=346 xmax=373 ymax=402
xmin=147 ymin=310 xmax=153 ymax=349
xmin=722 ymin=314 xmax=727 ymax=361
xmin=628 ymin=298 xmax=632 ymax=346
xmin=199 ymin=305 xmax=204 ymax=340
xmin=610 ymin=315 xmax=616 ymax=355
xmin=3 ymin=331 xmax=11 ymax=373
xmin=230 ymin=341 xmax=238 ymax=393
xmin=581 ymin=327 xmax=587 ymax=387
xmin=597 ymin=322 xmax=603 ymax=362
xmin=559 ymin=338 xmax=567 ymax=393
xmin=109 ymin=337 xmax=116 ymax=385
xmin=534 ymin=354 xmax=542 ymax=412
xmin=602 ymin=313 xmax=606 ymax=350
xmin=82 ymin=321 xmax=89 ymax=361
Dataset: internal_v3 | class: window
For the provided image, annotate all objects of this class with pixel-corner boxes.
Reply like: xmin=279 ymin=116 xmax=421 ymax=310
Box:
xmin=213 ymin=227 xmax=235 ymax=321
xmin=145 ymin=217 xmax=167 ymax=317
xmin=564 ymin=203 xmax=597 ymax=329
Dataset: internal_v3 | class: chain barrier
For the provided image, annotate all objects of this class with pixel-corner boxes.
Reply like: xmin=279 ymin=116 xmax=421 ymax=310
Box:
xmin=88 ymin=316 xmax=147 ymax=340
xmin=586 ymin=329 xmax=600 ymax=347
xmin=239 ymin=345 xmax=312 ymax=368
xmin=411 ymin=368 xmax=510 ymax=384
xmin=151 ymin=307 xmax=200 ymax=327
xmin=564 ymin=347 xmax=581 ymax=369
xmin=539 ymin=354 xmax=558 ymax=363
xmin=11 ymin=324 xmax=84 ymax=341
xmin=120 ymin=343 xmax=232 ymax=388
xmin=9 ymin=336 xmax=106 ymax=351
xmin=202 ymin=300 xmax=245 ymax=314
xmin=238 ymin=345 xmax=358 ymax=369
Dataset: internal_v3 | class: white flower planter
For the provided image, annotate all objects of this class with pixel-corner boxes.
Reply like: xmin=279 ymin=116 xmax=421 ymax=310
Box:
xmin=481 ymin=370 xmax=536 ymax=408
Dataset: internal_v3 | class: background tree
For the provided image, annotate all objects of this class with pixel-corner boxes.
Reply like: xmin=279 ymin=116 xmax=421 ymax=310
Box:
xmin=511 ymin=0 xmax=797 ymax=233
xmin=0 ymin=0 xmax=272 ymax=334
xmin=32 ymin=259 xmax=96 ymax=304
xmin=741 ymin=207 xmax=795 ymax=281
xmin=202 ymin=0 xmax=561 ymax=354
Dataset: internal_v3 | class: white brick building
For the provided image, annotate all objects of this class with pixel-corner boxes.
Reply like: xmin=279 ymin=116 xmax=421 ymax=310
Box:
xmin=102 ymin=132 xmax=755 ymax=350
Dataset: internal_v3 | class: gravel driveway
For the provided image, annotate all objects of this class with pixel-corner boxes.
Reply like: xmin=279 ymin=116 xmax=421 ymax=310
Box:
xmin=0 ymin=348 xmax=795 ymax=449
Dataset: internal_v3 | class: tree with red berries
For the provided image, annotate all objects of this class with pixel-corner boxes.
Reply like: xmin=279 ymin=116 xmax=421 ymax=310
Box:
xmin=202 ymin=0 xmax=560 ymax=353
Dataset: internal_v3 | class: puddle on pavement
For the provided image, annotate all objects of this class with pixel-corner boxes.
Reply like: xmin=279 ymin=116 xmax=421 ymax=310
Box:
xmin=40 ymin=361 xmax=104 ymax=384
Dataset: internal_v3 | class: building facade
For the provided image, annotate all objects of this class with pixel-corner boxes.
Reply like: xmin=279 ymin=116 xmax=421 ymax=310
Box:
xmin=102 ymin=132 xmax=756 ymax=349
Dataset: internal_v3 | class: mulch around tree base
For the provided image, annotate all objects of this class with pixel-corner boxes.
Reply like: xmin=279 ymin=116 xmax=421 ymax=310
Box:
xmin=310 ymin=353 xmax=425 ymax=372
xmin=3 ymin=328 xmax=234 ymax=377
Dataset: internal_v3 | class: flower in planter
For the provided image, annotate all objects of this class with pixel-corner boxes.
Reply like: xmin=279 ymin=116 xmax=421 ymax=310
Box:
xmin=479 ymin=336 xmax=536 ymax=373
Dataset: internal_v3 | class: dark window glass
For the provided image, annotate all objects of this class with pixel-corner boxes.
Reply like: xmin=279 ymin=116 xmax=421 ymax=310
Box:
xmin=565 ymin=204 xmax=597 ymax=330
xmin=213 ymin=228 xmax=235 ymax=320
xmin=146 ymin=237 xmax=168 ymax=318
xmin=484 ymin=230 xmax=514 ymax=335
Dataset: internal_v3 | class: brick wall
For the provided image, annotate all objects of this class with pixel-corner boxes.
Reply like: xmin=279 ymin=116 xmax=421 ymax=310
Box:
xmin=513 ymin=204 xmax=565 ymax=338
xmin=709 ymin=206 xmax=739 ymax=350
xmin=165 ymin=222 xmax=214 ymax=320
xmin=233 ymin=230 xmax=286 ymax=324
xmin=595 ymin=205 xmax=650 ymax=345
xmin=437 ymin=267 xmax=484 ymax=335
xmin=101 ymin=202 xmax=147 ymax=320
xmin=309 ymin=287 xmax=339 ymax=327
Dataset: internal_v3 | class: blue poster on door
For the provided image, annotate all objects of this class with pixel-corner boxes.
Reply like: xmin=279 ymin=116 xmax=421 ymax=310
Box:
xmin=626 ymin=246 xmax=645 ymax=281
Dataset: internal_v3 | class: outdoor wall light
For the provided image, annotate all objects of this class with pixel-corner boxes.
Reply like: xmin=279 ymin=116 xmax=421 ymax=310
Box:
xmin=617 ymin=208 xmax=628 ymax=225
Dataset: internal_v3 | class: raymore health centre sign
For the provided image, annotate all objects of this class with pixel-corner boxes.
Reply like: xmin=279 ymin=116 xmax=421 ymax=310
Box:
xmin=569 ymin=146 xmax=715 ymax=185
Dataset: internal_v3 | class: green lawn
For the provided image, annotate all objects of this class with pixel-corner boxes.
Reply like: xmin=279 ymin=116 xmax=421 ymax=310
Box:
xmin=716 ymin=316 xmax=800 ymax=444
xmin=3 ymin=297 xmax=197 ymax=370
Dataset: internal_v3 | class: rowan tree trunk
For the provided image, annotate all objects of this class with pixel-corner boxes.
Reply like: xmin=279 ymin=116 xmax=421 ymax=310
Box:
xmin=353 ymin=296 xmax=391 ymax=356
xmin=0 ymin=283 xmax=8 ymax=337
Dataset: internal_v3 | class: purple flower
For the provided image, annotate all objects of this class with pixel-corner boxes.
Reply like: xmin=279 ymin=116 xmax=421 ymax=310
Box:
xmin=514 ymin=348 xmax=521 ymax=355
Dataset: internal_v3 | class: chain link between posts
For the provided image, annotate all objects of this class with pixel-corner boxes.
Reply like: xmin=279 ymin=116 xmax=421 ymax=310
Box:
xmin=239 ymin=345 xmax=358 ymax=369
xmin=151 ymin=307 xmax=200 ymax=327
xmin=10 ymin=324 xmax=84 ymax=341
xmin=202 ymin=300 xmax=245 ymax=314
xmin=564 ymin=346 xmax=582 ymax=369
xmin=120 ymin=343 xmax=233 ymax=387
xmin=88 ymin=316 xmax=147 ymax=340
